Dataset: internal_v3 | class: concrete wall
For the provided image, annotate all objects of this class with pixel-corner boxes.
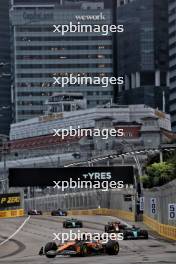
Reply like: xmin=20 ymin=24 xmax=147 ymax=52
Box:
xmin=143 ymin=180 xmax=176 ymax=226
xmin=24 ymin=180 xmax=176 ymax=227
xmin=24 ymin=189 xmax=134 ymax=214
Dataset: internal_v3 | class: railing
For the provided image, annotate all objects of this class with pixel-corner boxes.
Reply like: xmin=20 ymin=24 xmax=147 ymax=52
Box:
xmin=68 ymin=208 xmax=135 ymax=221
xmin=143 ymin=214 xmax=176 ymax=240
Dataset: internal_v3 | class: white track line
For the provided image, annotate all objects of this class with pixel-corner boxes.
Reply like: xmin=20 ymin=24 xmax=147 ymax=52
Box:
xmin=0 ymin=216 xmax=31 ymax=246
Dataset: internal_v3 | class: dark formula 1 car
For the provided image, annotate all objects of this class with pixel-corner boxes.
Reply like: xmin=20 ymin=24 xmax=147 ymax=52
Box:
xmin=39 ymin=238 xmax=119 ymax=258
xmin=28 ymin=209 xmax=42 ymax=215
xmin=104 ymin=222 xmax=127 ymax=233
xmin=122 ymin=226 xmax=148 ymax=240
xmin=51 ymin=209 xmax=67 ymax=216
xmin=63 ymin=218 xmax=83 ymax=228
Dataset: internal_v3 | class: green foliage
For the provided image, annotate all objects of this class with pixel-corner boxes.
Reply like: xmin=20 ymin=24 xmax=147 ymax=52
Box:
xmin=141 ymin=162 xmax=176 ymax=188
xmin=167 ymin=153 xmax=176 ymax=165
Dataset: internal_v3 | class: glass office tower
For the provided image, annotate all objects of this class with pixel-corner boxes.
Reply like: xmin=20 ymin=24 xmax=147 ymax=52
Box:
xmin=169 ymin=0 xmax=176 ymax=131
xmin=0 ymin=0 xmax=11 ymax=135
xmin=117 ymin=0 xmax=169 ymax=112
xmin=11 ymin=0 xmax=114 ymax=122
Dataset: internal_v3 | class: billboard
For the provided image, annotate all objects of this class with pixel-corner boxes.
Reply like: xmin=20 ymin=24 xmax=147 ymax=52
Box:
xmin=0 ymin=193 xmax=21 ymax=208
xmin=9 ymin=166 xmax=134 ymax=187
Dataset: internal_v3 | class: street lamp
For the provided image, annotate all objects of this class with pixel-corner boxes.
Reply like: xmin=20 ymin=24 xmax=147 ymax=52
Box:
xmin=118 ymin=139 xmax=143 ymax=221
xmin=118 ymin=140 xmax=142 ymax=192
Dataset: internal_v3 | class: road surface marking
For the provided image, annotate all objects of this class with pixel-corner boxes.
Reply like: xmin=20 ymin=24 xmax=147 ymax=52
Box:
xmin=0 ymin=216 xmax=30 ymax=246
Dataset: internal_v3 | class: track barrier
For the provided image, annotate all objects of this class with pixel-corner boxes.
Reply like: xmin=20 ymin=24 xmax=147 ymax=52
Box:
xmin=0 ymin=209 xmax=24 ymax=218
xmin=68 ymin=209 xmax=176 ymax=240
xmin=143 ymin=214 xmax=176 ymax=240
xmin=68 ymin=208 xmax=135 ymax=221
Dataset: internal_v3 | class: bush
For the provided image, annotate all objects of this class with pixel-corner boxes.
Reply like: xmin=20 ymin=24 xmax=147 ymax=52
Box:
xmin=142 ymin=162 xmax=176 ymax=188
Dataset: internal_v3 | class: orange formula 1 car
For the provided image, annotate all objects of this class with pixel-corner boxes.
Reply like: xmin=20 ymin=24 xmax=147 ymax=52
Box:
xmin=39 ymin=238 xmax=119 ymax=258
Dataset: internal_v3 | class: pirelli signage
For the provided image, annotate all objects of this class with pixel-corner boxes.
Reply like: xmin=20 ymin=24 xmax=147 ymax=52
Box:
xmin=0 ymin=193 xmax=21 ymax=208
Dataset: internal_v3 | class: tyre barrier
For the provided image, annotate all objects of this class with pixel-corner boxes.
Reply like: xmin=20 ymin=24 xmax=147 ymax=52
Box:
xmin=0 ymin=209 xmax=24 ymax=218
xmin=143 ymin=214 xmax=176 ymax=241
xmin=68 ymin=208 xmax=135 ymax=221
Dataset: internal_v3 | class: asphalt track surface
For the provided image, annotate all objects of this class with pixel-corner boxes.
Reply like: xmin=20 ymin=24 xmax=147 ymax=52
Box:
xmin=0 ymin=215 xmax=175 ymax=264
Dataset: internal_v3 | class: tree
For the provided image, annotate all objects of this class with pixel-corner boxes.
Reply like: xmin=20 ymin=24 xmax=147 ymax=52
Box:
xmin=141 ymin=162 xmax=176 ymax=188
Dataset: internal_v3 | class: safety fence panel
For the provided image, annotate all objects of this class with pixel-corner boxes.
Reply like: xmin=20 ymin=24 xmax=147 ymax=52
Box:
xmin=143 ymin=214 xmax=176 ymax=240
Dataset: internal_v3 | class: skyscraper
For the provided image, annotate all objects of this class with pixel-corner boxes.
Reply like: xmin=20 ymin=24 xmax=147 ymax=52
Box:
xmin=117 ymin=0 xmax=169 ymax=112
xmin=169 ymin=0 xmax=176 ymax=131
xmin=0 ymin=0 xmax=11 ymax=135
xmin=11 ymin=0 xmax=115 ymax=122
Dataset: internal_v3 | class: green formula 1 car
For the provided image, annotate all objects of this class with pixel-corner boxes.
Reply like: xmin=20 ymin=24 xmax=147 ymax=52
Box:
xmin=63 ymin=218 xmax=83 ymax=228
xmin=122 ymin=226 xmax=148 ymax=240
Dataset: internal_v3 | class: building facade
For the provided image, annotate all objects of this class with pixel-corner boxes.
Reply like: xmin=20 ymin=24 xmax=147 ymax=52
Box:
xmin=10 ymin=0 xmax=115 ymax=122
xmin=0 ymin=0 xmax=11 ymax=135
xmin=169 ymin=0 xmax=176 ymax=131
xmin=10 ymin=0 xmax=170 ymax=123
xmin=8 ymin=101 xmax=171 ymax=164
xmin=0 ymin=97 xmax=172 ymax=196
xmin=117 ymin=0 xmax=169 ymax=112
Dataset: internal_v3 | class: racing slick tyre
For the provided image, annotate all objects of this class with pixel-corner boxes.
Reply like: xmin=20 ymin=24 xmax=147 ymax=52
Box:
xmin=104 ymin=225 xmax=108 ymax=233
xmin=105 ymin=240 xmax=119 ymax=255
xmin=63 ymin=222 xmax=68 ymax=228
xmin=79 ymin=244 xmax=88 ymax=257
xmin=44 ymin=242 xmax=57 ymax=258
xmin=142 ymin=230 xmax=149 ymax=239
xmin=123 ymin=231 xmax=128 ymax=240
xmin=79 ymin=222 xmax=83 ymax=228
